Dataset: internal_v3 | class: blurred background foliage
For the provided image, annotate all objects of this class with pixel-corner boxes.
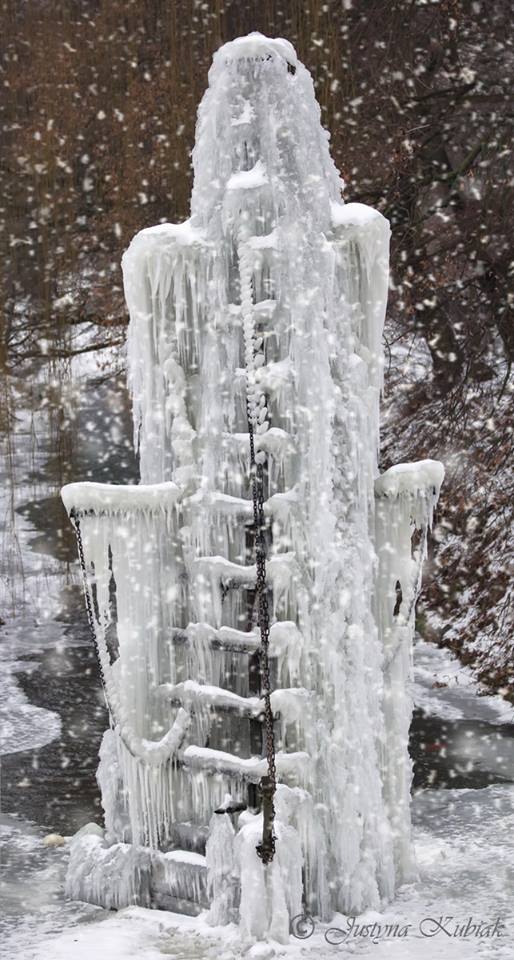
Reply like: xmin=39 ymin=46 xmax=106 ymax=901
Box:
xmin=1 ymin=0 xmax=512 ymax=690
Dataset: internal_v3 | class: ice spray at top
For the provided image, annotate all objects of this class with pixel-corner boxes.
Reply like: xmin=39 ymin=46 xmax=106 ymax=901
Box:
xmin=190 ymin=33 xmax=344 ymax=237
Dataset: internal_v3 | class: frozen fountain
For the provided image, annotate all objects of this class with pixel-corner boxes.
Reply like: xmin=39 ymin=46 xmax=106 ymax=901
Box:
xmin=61 ymin=33 xmax=443 ymax=942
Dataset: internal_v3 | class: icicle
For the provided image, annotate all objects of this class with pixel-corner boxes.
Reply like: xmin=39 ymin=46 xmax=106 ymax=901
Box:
xmin=205 ymin=807 xmax=238 ymax=925
xmin=373 ymin=459 xmax=444 ymax=882
xmin=153 ymin=849 xmax=208 ymax=910
xmin=65 ymin=827 xmax=152 ymax=909
xmin=185 ymin=622 xmax=222 ymax=689
xmin=268 ymin=621 xmax=304 ymax=687
xmin=97 ymin=729 xmax=131 ymax=845
xmin=234 ymin=809 xmax=303 ymax=945
xmin=122 ymin=222 xmax=208 ymax=484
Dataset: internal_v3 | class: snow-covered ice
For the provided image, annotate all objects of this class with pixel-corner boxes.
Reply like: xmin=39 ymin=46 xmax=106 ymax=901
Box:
xmin=4 ymin=778 xmax=514 ymax=959
xmin=413 ymin=637 xmax=514 ymax=725
xmin=0 ymin=653 xmax=61 ymax=755
xmin=2 ymin=622 xmax=514 ymax=958
xmin=58 ymin=29 xmax=447 ymax=929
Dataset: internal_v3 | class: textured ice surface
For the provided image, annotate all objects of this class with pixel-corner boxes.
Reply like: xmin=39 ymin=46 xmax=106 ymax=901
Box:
xmin=62 ymin=30 xmax=443 ymax=933
xmin=374 ymin=459 xmax=444 ymax=500
xmin=61 ymin=480 xmax=182 ymax=514
xmin=205 ymin=810 xmax=238 ymax=926
xmin=373 ymin=461 xmax=444 ymax=880
xmin=0 ymin=655 xmax=61 ymax=756
xmin=65 ymin=825 xmax=152 ymax=910
xmin=234 ymin=809 xmax=303 ymax=944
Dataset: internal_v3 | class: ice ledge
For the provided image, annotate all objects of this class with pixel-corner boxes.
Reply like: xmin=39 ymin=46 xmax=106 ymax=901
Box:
xmin=374 ymin=459 xmax=445 ymax=499
xmin=159 ymin=679 xmax=311 ymax=721
xmin=122 ymin=218 xmax=208 ymax=265
xmin=66 ymin=828 xmax=208 ymax=912
xmin=331 ymin=200 xmax=390 ymax=232
xmin=61 ymin=480 xmax=183 ymax=516
xmin=164 ymin=849 xmax=206 ymax=867
xmin=182 ymin=745 xmax=310 ymax=783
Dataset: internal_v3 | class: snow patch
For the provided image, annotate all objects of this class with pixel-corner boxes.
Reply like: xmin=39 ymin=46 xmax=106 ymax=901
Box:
xmin=227 ymin=160 xmax=269 ymax=191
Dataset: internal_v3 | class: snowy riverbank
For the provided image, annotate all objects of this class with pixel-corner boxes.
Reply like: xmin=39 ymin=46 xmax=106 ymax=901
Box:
xmin=3 ymin=780 xmax=514 ymax=960
xmin=413 ymin=638 xmax=514 ymax=725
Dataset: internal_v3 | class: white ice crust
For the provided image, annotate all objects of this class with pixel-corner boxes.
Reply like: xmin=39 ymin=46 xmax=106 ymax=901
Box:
xmin=61 ymin=480 xmax=182 ymax=514
xmin=64 ymin=30 xmax=443 ymax=938
xmin=374 ymin=459 xmax=445 ymax=499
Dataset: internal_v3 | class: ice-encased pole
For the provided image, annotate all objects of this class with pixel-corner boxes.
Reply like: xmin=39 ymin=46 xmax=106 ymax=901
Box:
xmin=61 ymin=31 xmax=443 ymax=935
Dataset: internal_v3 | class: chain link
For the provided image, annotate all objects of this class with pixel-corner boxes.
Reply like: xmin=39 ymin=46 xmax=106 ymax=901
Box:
xmin=238 ymin=231 xmax=277 ymax=865
xmin=69 ymin=509 xmax=113 ymax=719
xmin=247 ymin=411 xmax=277 ymax=865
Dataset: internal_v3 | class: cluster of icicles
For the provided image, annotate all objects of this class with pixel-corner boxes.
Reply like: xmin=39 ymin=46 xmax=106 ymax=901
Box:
xmin=62 ymin=33 xmax=443 ymax=944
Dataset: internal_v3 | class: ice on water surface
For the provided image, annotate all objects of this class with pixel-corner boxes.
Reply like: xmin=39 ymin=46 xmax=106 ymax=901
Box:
xmin=61 ymin=31 xmax=443 ymax=939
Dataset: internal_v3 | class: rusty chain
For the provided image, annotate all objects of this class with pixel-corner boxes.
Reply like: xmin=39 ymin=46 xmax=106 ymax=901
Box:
xmin=247 ymin=408 xmax=277 ymax=865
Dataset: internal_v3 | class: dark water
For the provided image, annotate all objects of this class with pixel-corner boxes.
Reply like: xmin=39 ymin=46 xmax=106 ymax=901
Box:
xmin=410 ymin=710 xmax=514 ymax=791
xmin=1 ymin=633 xmax=108 ymax=833
xmin=1 ymin=371 xmax=137 ymax=833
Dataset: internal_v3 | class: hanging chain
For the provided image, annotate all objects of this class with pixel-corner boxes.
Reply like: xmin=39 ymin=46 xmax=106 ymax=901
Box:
xmin=239 ymin=233 xmax=277 ymax=865
xmin=247 ymin=412 xmax=277 ymax=864
xmin=69 ymin=508 xmax=112 ymax=712
xmin=69 ymin=510 xmax=191 ymax=780
xmin=70 ymin=511 xmax=96 ymax=639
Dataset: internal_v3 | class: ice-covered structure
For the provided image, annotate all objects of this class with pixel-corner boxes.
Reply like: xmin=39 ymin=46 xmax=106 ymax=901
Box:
xmin=62 ymin=34 xmax=443 ymax=941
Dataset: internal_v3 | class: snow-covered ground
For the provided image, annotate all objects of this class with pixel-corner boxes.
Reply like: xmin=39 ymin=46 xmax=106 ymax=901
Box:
xmin=2 ymin=638 xmax=513 ymax=960
xmin=3 ymin=783 xmax=514 ymax=960
xmin=413 ymin=638 xmax=514 ymax=724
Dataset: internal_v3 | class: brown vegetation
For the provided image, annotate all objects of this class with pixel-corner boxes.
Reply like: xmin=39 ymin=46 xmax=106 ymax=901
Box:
xmin=1 ymin=0 xmax=512 ymax=687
